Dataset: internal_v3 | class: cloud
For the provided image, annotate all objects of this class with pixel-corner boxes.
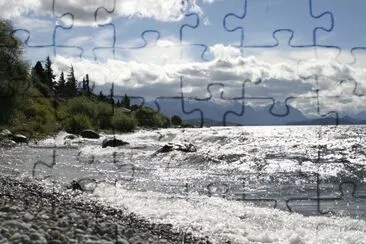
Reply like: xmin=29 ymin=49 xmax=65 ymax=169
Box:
xmin=0 ymin=0 xmax=214 ymax=25
xmin=50 ymin=44 xmax=366 ymax=115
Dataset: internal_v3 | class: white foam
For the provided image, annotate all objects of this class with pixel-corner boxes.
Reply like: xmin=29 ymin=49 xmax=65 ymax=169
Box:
xmin=91 ymin=184 xmax=366 ymax=243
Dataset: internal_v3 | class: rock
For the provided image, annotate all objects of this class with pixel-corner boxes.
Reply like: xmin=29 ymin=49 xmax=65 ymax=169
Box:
xmin=80 ymin=130 xmax=100 ymax=139
xmin=151 ymin=143 xmax=196 ymax=156
xmin=64 ymin=134 xmax=78 ymax=140
xmin=0 ymin=139 xmax=16 ymax=147
xmin=0 ymin=129 xmax=12 ymax=138
xmin=151 ymin=144 xmax=174 ymax=156
xmin=67 ymin=180 xmax=84 ymax=191
xmin=176 ymin=143 xmax=197 ymax=153
xmin=11 ymin=134 xmax=27 ymax=143
xmin=102 ymin=138 xmax=129 ymax=148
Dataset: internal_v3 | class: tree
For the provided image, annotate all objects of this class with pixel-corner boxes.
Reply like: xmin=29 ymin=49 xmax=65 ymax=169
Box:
xmin=65 ymin=65 xmax=77 ymax=97
xmin=121 ymin=94 xmax=130 ymax=108
xmin=0 ymin=20 xmax=29 ymax=124
xmin=44 ymin=56 xmax=55 ymax=88
xmin=31 ymin=61 xmax=49 ymax=96
xmin=56 ymin=71 xmax=66 ymax=96
xmin=98 ymin=91 xmax=106 ymax=101
xmin=171 ymin=115 xmax=182 ymax=126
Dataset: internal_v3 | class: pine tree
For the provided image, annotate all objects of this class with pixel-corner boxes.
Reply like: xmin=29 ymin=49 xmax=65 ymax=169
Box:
xmin=122 ymin=94 xmax=130 ymax=109
xmin=44 ymin=56 xmax=55 ymax=89
xmin=56 ymin=71 xmax=66 ymax=96
xmin=31 ymin=61 xmax=49 ymax=96
xmin=65 ymin=65 xmax=77 ymax=97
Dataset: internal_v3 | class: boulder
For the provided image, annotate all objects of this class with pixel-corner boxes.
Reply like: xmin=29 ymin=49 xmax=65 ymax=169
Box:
xmin=176 ymin=143 xmax=197 ymax=153
xmin=12 ymin=134 xmax=27 ymax=143
xmin=64 ymin=134 xmax=78 ymax=140
xmin=67 ymin=180 xmax=83 ymax=191
xmin=80 ymin=130 xmax=100 ymax=139
xmin=0 ymin=139 xmax=16 ymax=147
xmin=102 ymin=138 xmax=129 ymax=148
xmin=151 ymin=143 xmax=196 ymax=156
xmin=0 ymin=129 xmax=12 ymax=138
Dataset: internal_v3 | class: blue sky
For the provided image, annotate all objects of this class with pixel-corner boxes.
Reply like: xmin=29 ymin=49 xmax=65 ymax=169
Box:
xmin=2 ymin=0 xmax=366 ymax=116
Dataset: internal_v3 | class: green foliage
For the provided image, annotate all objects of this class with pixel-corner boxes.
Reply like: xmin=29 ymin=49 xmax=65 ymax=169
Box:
xmin=121 ymin=94 xmax=130 ymax=108
xmin=0 ymin=19 xmax=30 ymax=125
xmin=95 ymin=101 xmax=113 ymax=129
xmin=44 ymin=56 xmax=55 ymax=88
xmin=64 ymin=114 xmax=93 ymax=134
xmin=65 ymin=65 xmax=77 ymax=97
xmin=111 ymin=112 xmax=137 ymax=132
xmin=11 ymin=87 xmax=57 ymax=137
xmin=134 ymin=107 xmax=170 ymax=128
xmin=0 ymin=19 xmax=172 ymax=136
xmin=171 ymin=115 xmax=182 ymax=126
xmin=59 ymin=96 xmax=96 ymax=120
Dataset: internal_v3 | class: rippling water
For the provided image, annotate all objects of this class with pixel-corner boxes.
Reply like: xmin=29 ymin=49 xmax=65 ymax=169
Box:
xmin=1 ymin=125 xmax=366 ymax=243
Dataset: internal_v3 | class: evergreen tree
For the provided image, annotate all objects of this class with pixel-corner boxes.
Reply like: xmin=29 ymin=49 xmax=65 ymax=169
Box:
xmin=85 ymin=74 xmax=90 ymax=95
xmin=31 ymin=61 xmax=49 ymax=96
xmin=65 ymin=65 xmax=77 ymax=97
xmin=44 ymin=56 xmax=55 ymax=88
xmin=56 ymin=71 xmax=66 ymax=96
xmin=122 ymin=94 xmax=130 ymax=109
xmin=98 ymin=91 xmax=106 ymax=101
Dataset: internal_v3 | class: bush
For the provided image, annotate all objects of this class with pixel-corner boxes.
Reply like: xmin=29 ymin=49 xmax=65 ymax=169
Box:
xmin=134 ymin=107 xmax=170 ymax=128
xmin=171 ymin=115 xmax=182 ymax=126
xmin=95 ymin=101 xmax=113 ymax=129
xmin=64 ymin=114 xmax=93 ymax=134
xmin=111 ymin=113 xmax=137 ymax=132
xmin=59 ymin=96 xmax=96 ymax=120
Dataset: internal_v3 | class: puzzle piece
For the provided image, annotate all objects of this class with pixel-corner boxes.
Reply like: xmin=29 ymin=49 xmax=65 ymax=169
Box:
xmin=11 ymin=25 xmax=83 ymax=61
xmin=32 ymin=149 xmax=57 ymax=180
xmin=223 ymin=0 xmax=333 ymax=47
xmin=287 ymin=180 xmax=366 ymax=218
xmin=312 ymin=0 xmax=366 ymax=64
xmin=51 ymin=0 xmax=116 ymax=60
xmin=231 ymin=172 xmax=320 ymax=210
xmin=93 ymin=13 xmax=209 ymax=64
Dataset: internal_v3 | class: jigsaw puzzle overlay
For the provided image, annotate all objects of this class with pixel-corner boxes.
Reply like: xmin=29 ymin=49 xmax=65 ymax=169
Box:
xmin=1 ymin=0 xmax=366 ymax=243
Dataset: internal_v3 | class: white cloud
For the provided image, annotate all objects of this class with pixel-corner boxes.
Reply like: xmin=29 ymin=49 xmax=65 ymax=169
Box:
xmin=0 ymin=0 xmax=212 ymax=25
xmin=50 ymin=44 xmax=366 ymax=115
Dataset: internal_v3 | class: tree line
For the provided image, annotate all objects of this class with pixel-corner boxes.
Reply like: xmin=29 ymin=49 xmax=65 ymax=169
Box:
xmin=0 ymin=19 xmax=184 ymax=138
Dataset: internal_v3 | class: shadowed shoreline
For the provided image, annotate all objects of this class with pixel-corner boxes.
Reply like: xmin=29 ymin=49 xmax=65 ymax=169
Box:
xmin=0 ymin=176 xmax=213 ymax=244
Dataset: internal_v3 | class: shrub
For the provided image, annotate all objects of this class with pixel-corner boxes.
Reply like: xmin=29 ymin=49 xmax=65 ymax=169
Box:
xmin=171 ymin=115 xmax=182 ymax=126
xmin=64 ymin=114 xmax=93 ymax=134
xmin=59 ymin=96 xmax=96 ymax=120
xmin=111 ymin=113 xmax=137 ymax=132
xmin=134 ymin=107 xmax=170 ymax=128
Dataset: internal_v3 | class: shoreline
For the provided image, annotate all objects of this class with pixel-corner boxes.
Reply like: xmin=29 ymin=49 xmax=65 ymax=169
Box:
xmin=0 ymin=176 xmax=212 ymax=244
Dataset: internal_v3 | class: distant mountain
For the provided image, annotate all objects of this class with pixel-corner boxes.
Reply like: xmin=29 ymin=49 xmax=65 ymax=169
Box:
xmin=143 ymin=99 xmax=366 ymax=126
xmin=146 ymin=99 xmax=308 ymax=126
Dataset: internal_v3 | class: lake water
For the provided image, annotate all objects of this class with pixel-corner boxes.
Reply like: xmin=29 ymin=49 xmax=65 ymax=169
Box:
xmin=1 ymin=125 xmax=366 ymax=243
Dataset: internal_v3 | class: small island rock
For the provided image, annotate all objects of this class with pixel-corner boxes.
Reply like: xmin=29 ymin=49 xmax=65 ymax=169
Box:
xmin=102 ymin=138 xmax=129 ymax=148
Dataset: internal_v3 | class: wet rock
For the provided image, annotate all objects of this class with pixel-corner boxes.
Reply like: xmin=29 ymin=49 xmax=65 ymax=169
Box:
xmin=0 ymin=129 xmax=12 ymax=138
xmin=102 ymin=138 xmax=129 ymax=148
xmin=152 ymin=143 xmax=196 ymax=156
xmin=80 ymin=130 xmax=100 ymax=139
xmin=11 ymin=134 xmax=27 ymax=143
xmin=64 ymin=134 xmax=78 ymax=140
xmin=0 ymin=139 xmax=16 ymax=148
xmin=67 ymin=180 xmax=84 ymax=191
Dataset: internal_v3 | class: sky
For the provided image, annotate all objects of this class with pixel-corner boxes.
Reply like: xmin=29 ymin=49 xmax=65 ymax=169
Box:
xmin=2 ymin=0 xmax=366 ymax=116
